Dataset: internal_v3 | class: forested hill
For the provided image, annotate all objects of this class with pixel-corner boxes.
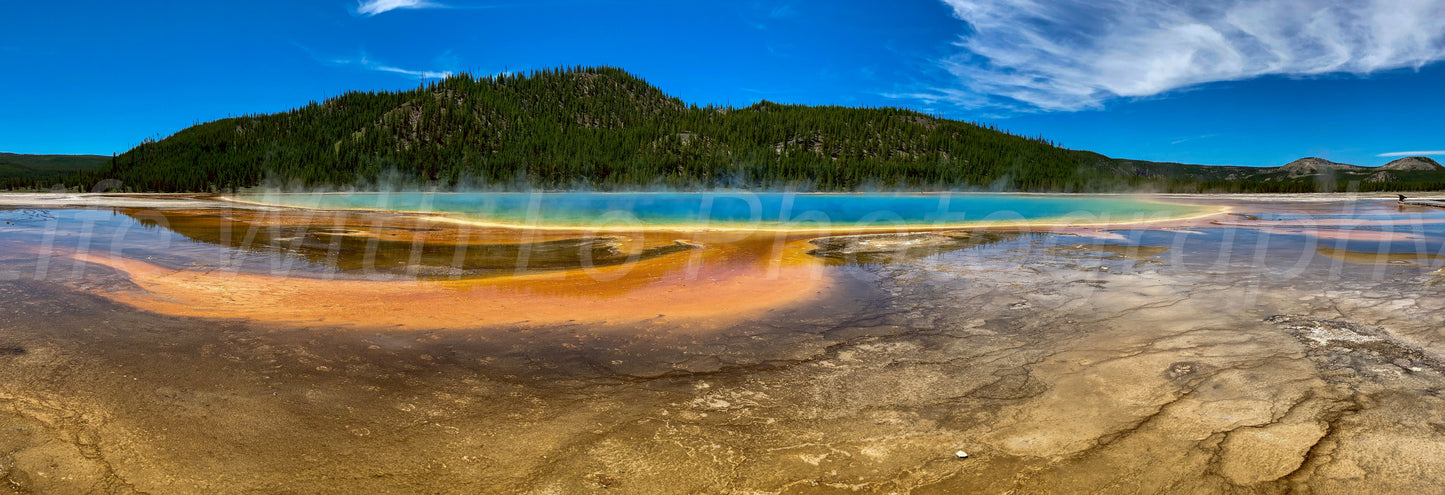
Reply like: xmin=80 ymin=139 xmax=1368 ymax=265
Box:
xmin=16 ymin=66 xmax=1445 ymax=192
xmin=54 ymin=66 xmax=1104 ymax=192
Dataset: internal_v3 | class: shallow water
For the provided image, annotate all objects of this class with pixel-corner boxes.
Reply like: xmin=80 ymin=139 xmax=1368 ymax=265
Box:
xmin=235 ymin=192 xmax=1204 ymax=229
xmin=2 ymin=194 xmax=1445 ymax=493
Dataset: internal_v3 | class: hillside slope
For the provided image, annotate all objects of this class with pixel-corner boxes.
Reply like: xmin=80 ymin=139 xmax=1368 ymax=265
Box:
xmin=10 ymin=66 xmax=1445 ymax=193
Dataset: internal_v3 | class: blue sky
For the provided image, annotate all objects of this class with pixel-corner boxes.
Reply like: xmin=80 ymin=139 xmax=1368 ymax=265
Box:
xmin=2 ymin=0 xmax=1443 ymax=167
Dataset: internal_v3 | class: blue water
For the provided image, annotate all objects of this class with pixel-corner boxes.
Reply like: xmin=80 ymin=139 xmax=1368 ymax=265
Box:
xmin=236 ymin=192 xmax=1202 ymax=229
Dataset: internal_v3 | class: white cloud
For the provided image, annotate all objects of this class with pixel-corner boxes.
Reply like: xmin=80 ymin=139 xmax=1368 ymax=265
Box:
xmin=356 ymin=0 xmax=445 ymax=16
xmin=1378 ymin=150 xmax=1445 ymax=157
xmin=925 ymin=0 xmax=1445 ymax=111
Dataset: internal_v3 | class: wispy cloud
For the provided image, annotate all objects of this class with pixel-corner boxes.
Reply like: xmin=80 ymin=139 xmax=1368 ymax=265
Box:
xmin=745 ymin=3 xmax=796 ymax=30
xmin=299 ymin=44 xmax=455 ymax=79
xmin=1378 ymin=150 xmax=1445 ymax=157
xmin=339 ymin=53 xmax=452 ymax=79
xmin=919 ymin=0 xmax=1445 ymax=112
xmin=355 ymin=0 xmax=446 ymax=16
xmin=1170 ymin=134 xmax=1220 ymax=146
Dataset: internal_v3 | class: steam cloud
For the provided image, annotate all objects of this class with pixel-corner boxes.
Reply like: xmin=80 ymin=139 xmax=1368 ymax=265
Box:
xmin=927 ymin=0 xmax=1445 ymax=111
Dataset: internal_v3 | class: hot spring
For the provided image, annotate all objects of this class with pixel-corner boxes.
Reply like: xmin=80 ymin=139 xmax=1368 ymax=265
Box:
xmin=231 ymin=192 xmax=1206 ymax=230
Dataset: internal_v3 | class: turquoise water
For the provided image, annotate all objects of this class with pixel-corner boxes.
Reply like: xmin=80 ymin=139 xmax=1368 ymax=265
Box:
xmin=235 ymin=192 xmax=1202 ymax=230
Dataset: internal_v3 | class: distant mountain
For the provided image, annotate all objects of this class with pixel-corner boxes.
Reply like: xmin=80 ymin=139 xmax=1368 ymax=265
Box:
xmin=1379 ymin=156 xmax=1443 ymax=172
xmin=1095 ymin=153 xmax=1445 ymax=191
xmin=1157 ymin=156 xmax=1445 ymax=189
xmin=5 ymin=66 xmax=1444 ymax=193
xmin=0 ymin=153 xmax=110 ymax=189
xmin=1278 ymin=157 xmax=1363 ymax=177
